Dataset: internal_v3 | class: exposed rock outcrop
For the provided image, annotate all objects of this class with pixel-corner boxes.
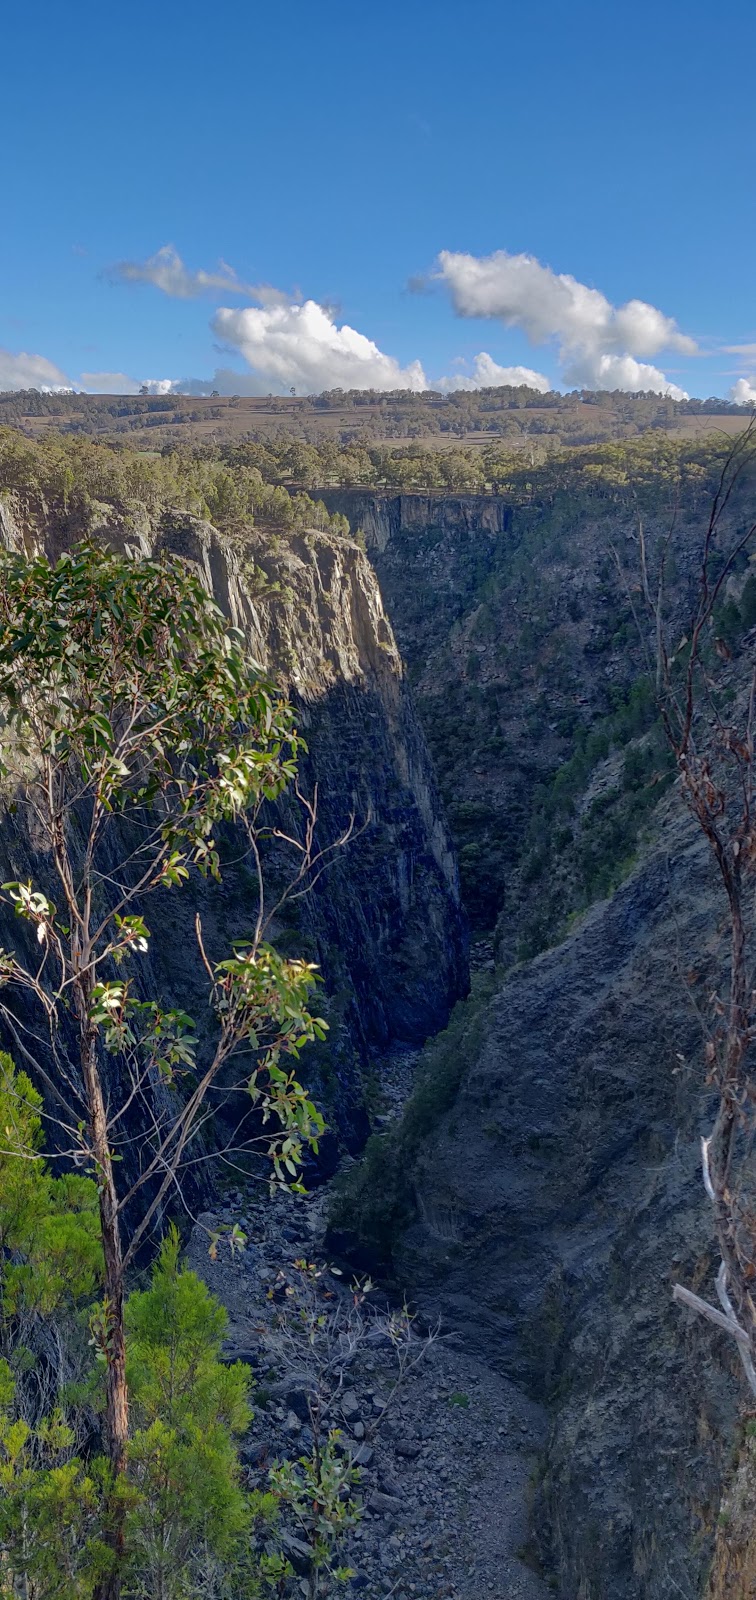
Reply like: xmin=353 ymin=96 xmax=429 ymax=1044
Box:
xmin=312 ymin=489 xmax=512 ymax=554
xmin=0 ymin=497 xmax=468 ymax=1148
xmin=315 ymin=482 xmax=754 ymax=959
xmin=384 ymin=797 xmax=742 ymax=1597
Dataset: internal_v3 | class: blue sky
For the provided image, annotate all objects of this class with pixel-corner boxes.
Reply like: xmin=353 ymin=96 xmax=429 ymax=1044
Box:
xmin=3 ymin=0 xmax=756 ymax=400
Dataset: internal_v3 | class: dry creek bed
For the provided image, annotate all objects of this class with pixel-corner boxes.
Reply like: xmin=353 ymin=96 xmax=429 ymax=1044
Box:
xmin=188 ymin=1169 xmax=552 ymax=1600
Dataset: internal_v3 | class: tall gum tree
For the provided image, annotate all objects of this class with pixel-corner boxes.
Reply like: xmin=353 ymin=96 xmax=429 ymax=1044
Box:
xmin=0 ymin=539 xmax=329 ymax=1597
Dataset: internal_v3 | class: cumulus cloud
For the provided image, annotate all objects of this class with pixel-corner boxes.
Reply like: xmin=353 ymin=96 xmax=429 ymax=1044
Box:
xmin=105 ymin=244 xmax=262 ymax=300
xmin=0 ymin=348 xmax=72 ymax=392
xmin=85 ymin=356 xmax=551 ymax=399
xmin=435 ymin=351 xmax=551 ymax=393
xmin=80 ymin=372 xmax=179 ymax=395
xmin=731 ymin=377 xmax=756 ymax=406
xmin=213 ymin=300 xmax=427 ymax=393
xmin=139 ymin=378 xmax=177 ymax=395
xmin=434 ymin=249 xmax=695 ymax=397
xmin=561 ymin=352 xmax=688 ymax=402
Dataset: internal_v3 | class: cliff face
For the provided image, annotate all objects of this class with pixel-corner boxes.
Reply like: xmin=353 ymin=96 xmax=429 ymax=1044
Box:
xmin=314 ymin=485 xmax=752 ymax=963
xmin=311 ymin=482 xmax=756 ymax=1595
xmin=312 ymin=490 xmax=512 ymax=553
xmin=232 ymin=521 xmax=468 ymax=1063
xmin=0 ymin=496 xmax=468 ymax=1149
xmin=385 ymin=794 xmax=740 ymax=1597
xmin=4 ymin=476 xmax=754 ymax=1593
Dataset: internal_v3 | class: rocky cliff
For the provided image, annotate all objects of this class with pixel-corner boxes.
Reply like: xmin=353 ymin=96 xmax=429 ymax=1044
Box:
xmin=316 ymin=474 xmax=756 ymax=1597
xmin=5 ymin=461 xmax=756 ymax=1596
xmin=0 ymin=494 xmax=468 ymax=1152
xmin=342 ymin=790 xmax=741 ymax=1598
xmin=316 ymin=475 xmax=754 ymax=960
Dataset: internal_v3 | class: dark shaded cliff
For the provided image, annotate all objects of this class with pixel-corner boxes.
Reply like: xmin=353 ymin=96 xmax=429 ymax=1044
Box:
xmin=342 ymin=791 xmax=739 ymax=1598
xmin=315 ymin=472 xmax=754 ymax=959
xmin=6 ymin=460 xmax=756 ymax=1593
xmin=0 ymin=494 xmax=468 ymax=1152
xmin=318 ymin=470 xmax=756 ymax=1596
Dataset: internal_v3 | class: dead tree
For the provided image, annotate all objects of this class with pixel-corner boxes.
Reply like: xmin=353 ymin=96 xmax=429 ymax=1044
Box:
xmin=629 ymin=419 xmax=756 ymax=1392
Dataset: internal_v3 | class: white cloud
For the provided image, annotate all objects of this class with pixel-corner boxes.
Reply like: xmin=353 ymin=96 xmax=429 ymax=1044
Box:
xmin=106 ymin=244 xmax=261 ymax=300
xmin=435 ymin=249 xmax=695 ymax=397
xmin=435 ymin=351 xmax=551 ymax=393
xmin=80 ymin=372 xmax=179 ymax=395
xmin=0 ymin=348 xmax=72 ymax=392
xmin=213 ymin=300 xmax=427 ymax=393
xmin=85 ymin=355 xmax=551 ymax=399
xmin=562 ymin=352 xmax=688 ymax=401
xmin=169 ymin=368 xmax=281 ymax=396
xmin=731 ymin=377 xmax=756 ymax=406
xmin=140 ymin=378 xmax=178 ymax=395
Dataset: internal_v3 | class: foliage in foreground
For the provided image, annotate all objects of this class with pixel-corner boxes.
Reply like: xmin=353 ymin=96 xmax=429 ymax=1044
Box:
xmin=0 ymin=1053 xmax=437 ymax=1600
xmin=0 ymin=1064 xmax=281 ymax=1599
xmin=0 ymin=538 xmax=329 ymax=1595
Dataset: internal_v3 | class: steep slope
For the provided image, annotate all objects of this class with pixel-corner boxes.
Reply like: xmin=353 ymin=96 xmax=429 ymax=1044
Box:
xmin=0 ymin=494 xmax=468 ymax=1151
xmin=318 ymin=453 xmax=756 ymax=959
xmin=346 ymin=793 xmax=740 ymax=1597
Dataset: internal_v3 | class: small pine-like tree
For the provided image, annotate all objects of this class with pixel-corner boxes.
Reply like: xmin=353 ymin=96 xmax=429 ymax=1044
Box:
xmin=0 ymin=1054 xmax=110 ymax=1599
xmin=0 ymin=1059 xmax=287 ymax=1600
xmin=124 ymin=1228 xmax=254 ymax=1599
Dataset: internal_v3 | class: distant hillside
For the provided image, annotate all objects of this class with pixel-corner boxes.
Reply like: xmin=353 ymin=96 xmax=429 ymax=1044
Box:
xmin=0 ymin=384 xmax=750 ymax=456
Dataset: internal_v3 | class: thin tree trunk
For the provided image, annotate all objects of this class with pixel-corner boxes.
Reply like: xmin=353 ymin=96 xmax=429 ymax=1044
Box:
xmin=77 ymin=993 xmax=129 ymax=1600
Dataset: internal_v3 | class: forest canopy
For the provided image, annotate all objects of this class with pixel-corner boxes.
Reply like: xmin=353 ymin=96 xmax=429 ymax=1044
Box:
xmin=0 ymin=420 xmax=747 ymax=529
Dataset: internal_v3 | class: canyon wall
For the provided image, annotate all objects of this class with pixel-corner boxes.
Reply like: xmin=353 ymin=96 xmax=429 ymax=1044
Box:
xmin=316 ymin=485 xmax=687 ymax=945
xmin=391 ymin=796 xmax=738 ymax=1597
xmin=0 ymin=496 xmax=468 ymax=1152
xmin=3 ymin=477 xmax=754 ymax=1594
xmin=318 ymin=484 xmax=756 ymax=1596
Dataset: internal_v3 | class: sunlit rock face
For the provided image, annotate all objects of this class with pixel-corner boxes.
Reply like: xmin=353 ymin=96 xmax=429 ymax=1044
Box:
xmin=0 ymin=496 xmax=469 ymax=1156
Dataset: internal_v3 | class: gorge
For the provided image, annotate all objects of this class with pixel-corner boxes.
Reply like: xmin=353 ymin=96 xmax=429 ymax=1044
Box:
xmin=1 ymin=422 xmax=755 ymax=1597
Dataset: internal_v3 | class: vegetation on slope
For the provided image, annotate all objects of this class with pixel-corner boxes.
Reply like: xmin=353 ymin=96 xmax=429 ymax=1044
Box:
xmin=0 ymin=427 xmax=350 ymax=540
xmin=329 ymin=972 xmax=498 ymax=1273
xmin=367 ymin=433 xmax=756 ymax=948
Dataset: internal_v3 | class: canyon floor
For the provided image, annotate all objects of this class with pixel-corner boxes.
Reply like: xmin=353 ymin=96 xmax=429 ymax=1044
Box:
xmin=188 ymin=1054 xmax=552 ymax=1600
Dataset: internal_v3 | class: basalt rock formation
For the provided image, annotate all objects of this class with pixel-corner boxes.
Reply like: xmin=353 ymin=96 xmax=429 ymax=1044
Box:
xmin=316 ymin=478 xmax=751 ymax=956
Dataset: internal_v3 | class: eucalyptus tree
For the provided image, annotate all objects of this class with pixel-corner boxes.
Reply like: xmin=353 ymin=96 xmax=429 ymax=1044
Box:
xmin=0 ymin=539 xmax=327 ymax=1594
